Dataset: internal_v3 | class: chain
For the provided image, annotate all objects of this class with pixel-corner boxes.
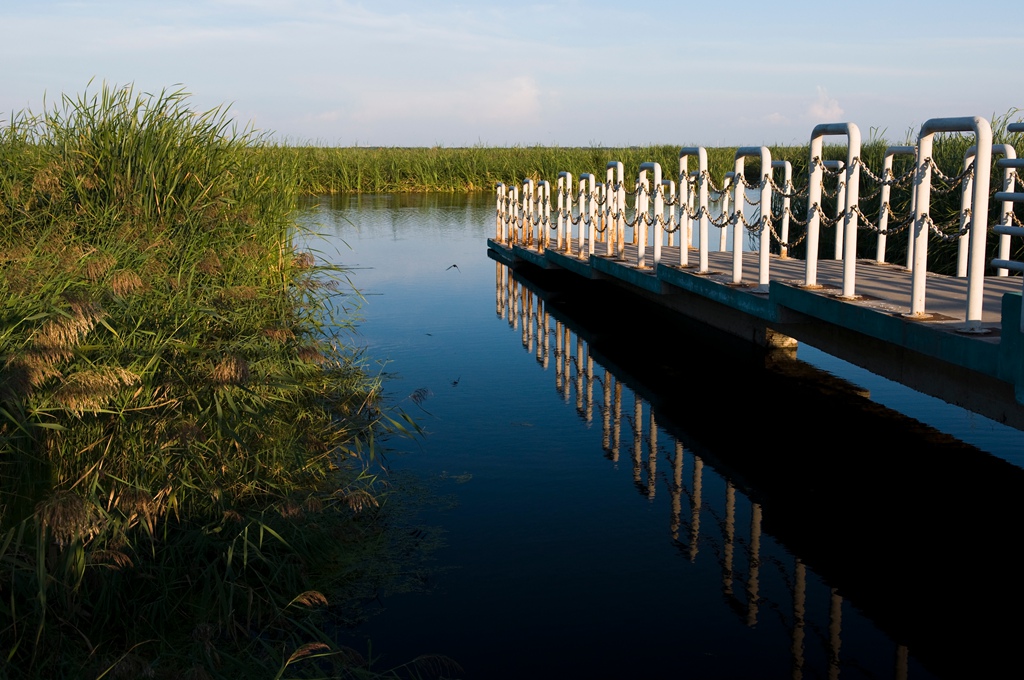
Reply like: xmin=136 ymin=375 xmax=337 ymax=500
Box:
xmin=784 ymin=206 xmax=810 ymax=227
xmin=813 ymin=157 xmax=846 ymax=176
xmin=820 ymin=180 xmax=845 ymax=199
xmin=766 ymin=174 xmax=809 ymax=198
xmin=768 ymin=222 xmax=808 ymax=248
xmin=1011 ymin=211 xmax=1024 ymax=227
xmin=924 ymin=214 xmax=970 ymax=241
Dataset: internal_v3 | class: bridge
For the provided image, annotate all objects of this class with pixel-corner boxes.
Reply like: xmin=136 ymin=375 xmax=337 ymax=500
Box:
xmin=487 ymin=117 xmax=1024 ymax=429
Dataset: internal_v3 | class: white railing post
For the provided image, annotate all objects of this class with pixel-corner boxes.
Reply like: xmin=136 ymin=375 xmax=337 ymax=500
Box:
xmin=771 ymin=160 xmax=792 ymax=258
xmin=539 ymin=180 xmax=551 ymax=251
xmin=557 ymin=172 xmax=572 ymax=252
xmin=822 ymin=160 xmax=846 ymax=261
xmin=510 ymin=184 xmax=520 ymax=244
xmin=638 ymin=162 xmax=662 ymax=268
xmin=733 ymin=148 xmax=772 ymax=288
xmin=875 ymin=146 xmax=915 ymax=264
xmin=995 ymin=147 xmax=1017 ymax=276
xmin=804 ymin=123 xmax=861 ymax=290
xmin=680 ymin=148 xmax=709 ymax=271
xmin=662 ymin=178 xmax=676 ymax=252
xmin=496 ymin=183 xmax=506 ymax=242
xmin=606 ymin=162 xmax=625 ymax=259
xmin=720 ymin=172 xmax=734 ymax=252
xmin=911 ymin=117 xmax=992 ymax=327
xmin=958 ymin=144 xmax=1016 ymax=277
xmin=579 ymin=174 xmax=596 ymax=258
xmin=521 ymin=179 xmax=534 ymax=246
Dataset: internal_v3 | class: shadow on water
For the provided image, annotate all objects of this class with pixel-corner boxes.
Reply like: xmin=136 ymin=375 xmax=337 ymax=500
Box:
xmin=497 ymin=254 xmax=1024 ymax=680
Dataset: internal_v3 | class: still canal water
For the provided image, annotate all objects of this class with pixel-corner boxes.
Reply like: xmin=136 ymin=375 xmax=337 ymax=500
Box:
xmin=299 ymin=193 xmax=1024 ymax=679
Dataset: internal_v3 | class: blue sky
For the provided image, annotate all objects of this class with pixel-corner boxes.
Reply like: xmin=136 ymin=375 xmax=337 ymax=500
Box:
xmin=2 ymin=0 xmax=1021 ymax=146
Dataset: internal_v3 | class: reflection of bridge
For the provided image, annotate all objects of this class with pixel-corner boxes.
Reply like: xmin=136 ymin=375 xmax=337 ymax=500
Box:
xmin=488 ymin=118 xmax=1024 ymax=428
xmin=494 ymin=259 xmax=1024 ymax=679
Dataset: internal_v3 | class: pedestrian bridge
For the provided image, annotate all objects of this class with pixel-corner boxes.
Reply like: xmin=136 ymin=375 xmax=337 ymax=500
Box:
xmin=487 ymin=117 xmax=1024 ymax=429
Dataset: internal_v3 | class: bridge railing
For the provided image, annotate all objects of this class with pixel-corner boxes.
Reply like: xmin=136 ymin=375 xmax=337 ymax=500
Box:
xmin=496 ymin=115 xmax=1022 ymax=328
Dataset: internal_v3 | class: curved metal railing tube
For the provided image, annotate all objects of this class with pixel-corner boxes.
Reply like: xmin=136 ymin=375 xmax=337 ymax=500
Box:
xmin=662 ymin=178 xmax=677 ymax=250
xmin=509 ymin=184 xmax=520 ymax=245
xmin=804 ymin=123 xmax=862 ymax=295
xmin=688 ymin=171 xmax=699 ymax=262
xmin=680 ymin=147 xmax=710 ymax=270
xmin=989 ymin=145 xmax=1016 ymax=276
xmin=992 ymin=123 xmax=1024 ymax=332
xmin=521 ymin=178 xmax=535 ymax=246
xmin=875 ymin=146 xmax=915 ymax=264
xmin=538 ymin=180 xmax=551 ymax=251
xmin=638 ymin=162 xmax=663 ymax=267
xmin=770 ymin=160 xmax=793 ymax=258
xmin=579 ymin=174 xmax=597 ymax=258
xmin=496 ymin=183 xmax=507 ymax=242
xmin=556 ymin=172 xmax=573 ymax=252
xmin=957 ymin=145 xmax=1015 ymax=277
xmin=733 ymin=147 xmax=773 ymax=288
xmin=822 ymin=159 xmax=846 ymax=261
xmin=719 ymin=172 xmax=735 ymax=251
xmin=605 ymin=161 xmax=625 ymax=259
xmin=912 ymin=117 xmax=992 ymax=326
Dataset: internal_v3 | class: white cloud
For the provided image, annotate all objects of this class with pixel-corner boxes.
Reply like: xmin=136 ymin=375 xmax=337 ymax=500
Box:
xmin=807 ymin=86 xmax=843 ymax=121
xmin=351 ymin=76 xmax=542 ymax=126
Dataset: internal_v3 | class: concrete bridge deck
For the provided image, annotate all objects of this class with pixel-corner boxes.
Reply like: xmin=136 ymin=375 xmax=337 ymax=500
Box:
xmin=488 ymin=238 xmax=1024 ymax=429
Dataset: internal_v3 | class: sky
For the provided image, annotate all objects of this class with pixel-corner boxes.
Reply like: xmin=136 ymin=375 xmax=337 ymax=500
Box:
xmin=2 ymin=0 xmax=1021 ymax=147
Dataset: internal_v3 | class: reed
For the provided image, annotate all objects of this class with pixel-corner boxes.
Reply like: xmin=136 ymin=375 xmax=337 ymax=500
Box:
xmin=0 ymin=84 xmax=433 ymax=678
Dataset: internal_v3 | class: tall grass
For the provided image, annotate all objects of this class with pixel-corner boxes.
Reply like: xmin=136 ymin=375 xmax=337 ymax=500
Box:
xmin=0 ymin=85 xmax=436 ymax=678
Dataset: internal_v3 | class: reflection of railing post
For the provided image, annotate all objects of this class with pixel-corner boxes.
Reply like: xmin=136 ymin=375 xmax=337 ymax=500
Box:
xmin=671 ymin=441 xmax=683 ymax=540
xmin=895 ymin=645 xmax=908 ymax=680
xmin=647 ymin=410 xmax=657 ymax=499
xmin=554 ymin=321 xmax=563 ymax=391
xmin=585 ymin=355 xmax=594 ymax=423
xmin=689 ymin=456 xmax=703 ymax=562
xmin=828 ymin=588 xmax=843 ymax=680
xmin=632 ymin=395 xmax=643 ymax=489
xmin=535 ymin=299 xmax=544 ymax=365
xmin=724 ymin=482 xmax=735 ymax=595
xmin=511 ymin=280 xmax=519 ymax=330
xmin=612 ymin=381 xmax=622 ymax=462
xmin=562 ymin=326 xmax=572 ymax=401
xmin=602 ymin=370 xmax=612 ymax=451
xmin=542 ymin=308 xmax=550 ymax=369
xmin=521 ymin=287 xmax=529 ymax=349
xmin=792 ymin=559 xmax=806 ymax=680
xmin=495 ymin=262 xmax=503 ymax=319
xmin=575 ymin=336 xmax=584 ymax=413
xmin=746 ymin=502 xmax=761 ymax=626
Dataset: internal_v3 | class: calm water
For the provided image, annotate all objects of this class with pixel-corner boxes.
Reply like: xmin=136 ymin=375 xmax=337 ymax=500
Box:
xmin=298 ymin=193 xmax=1024 ymax=679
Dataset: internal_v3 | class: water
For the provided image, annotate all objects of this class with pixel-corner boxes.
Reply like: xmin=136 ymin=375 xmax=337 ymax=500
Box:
xmin=299 ymin=193 xmax=1024 ymax=679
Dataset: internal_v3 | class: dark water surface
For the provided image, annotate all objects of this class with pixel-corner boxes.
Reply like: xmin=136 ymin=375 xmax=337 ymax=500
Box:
xmin=298 ymin=193 xmax=1024 ymax=679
